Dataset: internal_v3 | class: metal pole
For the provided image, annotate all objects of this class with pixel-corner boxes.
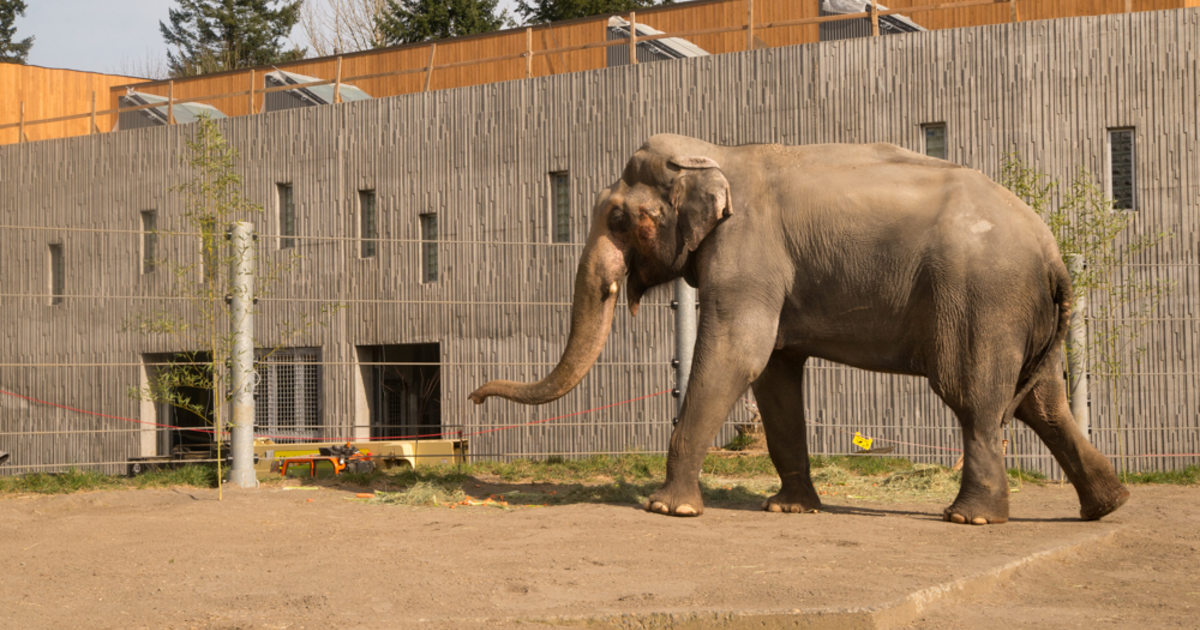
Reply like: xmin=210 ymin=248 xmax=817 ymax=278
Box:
xmin=1066 ymin=254 xmax=1090 ymax=436
xmin=228 ymin=221 xmax=258 ymax=488
xmin=672 ymin=279 xmax=698 ymax=420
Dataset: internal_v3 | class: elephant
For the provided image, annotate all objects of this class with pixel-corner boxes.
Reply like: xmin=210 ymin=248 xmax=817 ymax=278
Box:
xmin=470 ymin=134 xmax=1130 ymax=524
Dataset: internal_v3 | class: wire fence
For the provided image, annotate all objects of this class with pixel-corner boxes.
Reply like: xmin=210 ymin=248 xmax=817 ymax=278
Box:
xmin=1 ymin=223 xmax=1197 ymax=479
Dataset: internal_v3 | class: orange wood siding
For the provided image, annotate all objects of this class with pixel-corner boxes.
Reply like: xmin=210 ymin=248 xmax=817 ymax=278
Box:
xmin=1 ymin=64 xmax=140 ymax=145
xmin=884 ymin=0 xmax=1189 ymax=30
xmin=634 ymin=0 xmax=820 ymax=52
xmin=6 ymin=0 xmax=1193 ymax=143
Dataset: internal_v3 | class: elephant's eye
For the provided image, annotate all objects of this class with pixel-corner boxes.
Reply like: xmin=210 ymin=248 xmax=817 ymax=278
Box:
xmin=608 ymin=208 xmax=632 ymax=233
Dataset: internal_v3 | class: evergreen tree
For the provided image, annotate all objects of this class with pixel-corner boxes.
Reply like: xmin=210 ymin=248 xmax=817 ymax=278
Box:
xmin=0 ymin=0 xmax=33 ymax=64
xmin=160 ymin=0 xmax=305 ymax=77
xmin=516 ymin=0 xmax=668 ymax=25
xmin=376 ymin=0 xmax=508 ymax=44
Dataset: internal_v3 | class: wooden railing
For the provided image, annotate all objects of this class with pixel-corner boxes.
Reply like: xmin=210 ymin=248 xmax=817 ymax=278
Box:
xmin=0 ymin=0 xmax=1109 ymax=143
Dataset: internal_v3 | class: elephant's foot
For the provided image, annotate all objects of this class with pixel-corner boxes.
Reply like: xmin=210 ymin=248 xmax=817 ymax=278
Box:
xmin=942 ymin=497 xmax=1009 ymax=525
xmin=762 ymin=487 xmax=822 ymax=514
xmin=646 ymin=484 xmax=704 ymax=517
xmin=1078 ymin=482 xmax=1130 ymax=521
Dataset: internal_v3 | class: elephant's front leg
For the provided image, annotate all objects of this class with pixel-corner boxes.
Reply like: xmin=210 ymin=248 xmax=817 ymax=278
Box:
xmin=647 ymin=305 xmax=778 ymax=517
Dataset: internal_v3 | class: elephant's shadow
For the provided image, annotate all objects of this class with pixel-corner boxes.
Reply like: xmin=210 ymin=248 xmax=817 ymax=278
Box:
xmin=327 ymin=475 xmax=1087 ymax=523
xmin=814 ymin=503 xmax=1084 ymax=524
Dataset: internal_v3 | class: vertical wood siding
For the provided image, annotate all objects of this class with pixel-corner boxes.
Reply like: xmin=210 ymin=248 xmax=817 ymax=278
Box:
xmin=0 ymin=65 xmax=138 ymax=144
xmin=1 ymin=10 xmax=1197 ymax=475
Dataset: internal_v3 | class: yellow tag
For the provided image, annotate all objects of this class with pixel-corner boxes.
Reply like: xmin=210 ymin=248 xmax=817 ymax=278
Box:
xmin=853 ymin=432 xmax=873 ymax=451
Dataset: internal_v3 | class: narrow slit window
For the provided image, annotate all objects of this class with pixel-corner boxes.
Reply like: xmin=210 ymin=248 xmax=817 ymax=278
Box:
xmin=550 ymin=171 xmax=570 ymax=243
xmin=420 ymin=213 xmax=438 ymax=283
xmin=359 ymin=190 xmax=377 ymax=258
xmin=922 ymin=123 xmax=947 ymax=160
xmin=1108 ymin=128 xmax=1135 ymax=210
xmin=48 ymin=243 xmax=64 ymax=305
xmin=277 ymin=183 xmax=295 ymax=248
xmin=140 ymin=210 xmax=157 ymax=274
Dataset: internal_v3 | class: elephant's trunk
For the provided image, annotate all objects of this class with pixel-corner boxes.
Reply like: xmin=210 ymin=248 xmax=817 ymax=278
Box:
xmin=469 ymin=231 xmax=626 ymax=406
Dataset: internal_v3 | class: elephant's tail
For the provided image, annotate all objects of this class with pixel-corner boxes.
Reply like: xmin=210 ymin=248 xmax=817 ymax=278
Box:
xmin=1003 ymin=260 xmax=1073 ymax=421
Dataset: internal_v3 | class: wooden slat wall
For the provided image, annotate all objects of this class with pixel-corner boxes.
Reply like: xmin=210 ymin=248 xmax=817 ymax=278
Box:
xmin=101 ymin=0 xmax=1196 ymax=126
xmin=0 ymin=64 xmax=139 ymax=145
xmin=1 ymin=10 xmax=1196 ymax=475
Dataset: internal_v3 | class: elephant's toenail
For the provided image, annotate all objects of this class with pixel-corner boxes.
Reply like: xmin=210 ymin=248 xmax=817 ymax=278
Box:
xmin=675 ymin=504 xmax=697 ymax=516
xmin=950 ymin=513 xmax=966 ymax=524
xmin=767 ymin=503 xmax=782 ymax=513
xmin=971 ymin=517 xmax=987 ymax=525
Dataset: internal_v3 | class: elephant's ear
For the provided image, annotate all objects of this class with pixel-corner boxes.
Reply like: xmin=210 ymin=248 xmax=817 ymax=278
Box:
xmin=668 ymin=156 xmax=732 ymax=253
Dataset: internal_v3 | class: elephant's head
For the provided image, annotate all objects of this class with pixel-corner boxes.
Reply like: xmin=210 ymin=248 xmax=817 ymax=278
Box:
xmin=469 ymin=139 xmax=732 ymax=405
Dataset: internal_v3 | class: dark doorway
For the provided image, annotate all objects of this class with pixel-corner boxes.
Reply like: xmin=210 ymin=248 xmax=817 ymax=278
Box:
xmin=144 ymin=352 xmax=216 ymax=457
xmin=358 ymin=344 xmax=441 ymax=439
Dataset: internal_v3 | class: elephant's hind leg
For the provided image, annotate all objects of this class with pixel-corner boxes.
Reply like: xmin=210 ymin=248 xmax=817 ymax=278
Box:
xmin=1014 ymin=365 xmax=1129 ymax=520
xmin=934 ymin=369 xmax=1017 ymax=525
xmin=943 ymin=411 xmax=1011 ymax=525
xmin=752 ymin=352 xmax=821 ymax=514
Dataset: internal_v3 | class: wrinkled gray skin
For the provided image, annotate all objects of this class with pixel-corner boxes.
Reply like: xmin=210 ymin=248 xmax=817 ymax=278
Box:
xmin=471 ymin=134 xmax=1130 ymax=524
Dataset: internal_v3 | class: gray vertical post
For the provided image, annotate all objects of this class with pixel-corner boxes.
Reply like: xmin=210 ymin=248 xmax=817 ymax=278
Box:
xmin=673 ymin=278 xmax=698 ymax=419
xmin=228 ymin=221 xmax=258 ymax=488
xmin=1066 ymin=254 xmax=1090 ymax=436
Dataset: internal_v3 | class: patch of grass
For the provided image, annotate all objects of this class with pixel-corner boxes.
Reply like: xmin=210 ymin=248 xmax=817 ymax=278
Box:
xmin=0 ymin=469 xmax=122 ymax=494
xmin=463 ymin=454 xmax=666 ymax=483
xmin=370 ymin=480 xmax=467 ymax=506
xmin=0 ymin=464 xmax=221 ymax=495
xmin=1007 ymin=468 xmax=1048 ymax=483
xmin=813 ymin=455 xmax=915 ymax=477
xmin=702 ymin=453 xmax=777 ymax=477
xmin=131 ymin=465 xmax=219 ymax=489
xmin=1122 ymin=465 xmax=1199 ymax=485
xmin=722 ymin=432 xmax=758 ymax=451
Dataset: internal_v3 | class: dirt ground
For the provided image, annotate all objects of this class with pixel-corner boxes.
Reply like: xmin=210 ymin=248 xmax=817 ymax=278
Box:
xmin=0 ymin=479 xmax=1196 ymax=629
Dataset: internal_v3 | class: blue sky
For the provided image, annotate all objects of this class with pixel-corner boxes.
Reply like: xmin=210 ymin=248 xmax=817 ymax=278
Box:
xmin=16 ymin=1 xmax=522 ymax=78
xmin=18 ymin=0 xmax=171 ymax=76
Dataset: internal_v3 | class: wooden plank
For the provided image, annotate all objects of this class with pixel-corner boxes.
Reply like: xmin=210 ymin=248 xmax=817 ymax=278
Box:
xmin=747 ymin=0 xmax=755 ymax=50
xmin=334 ymin=56 xmax=343 ymax=104
xmin=425 ymin=44 xmax=436 ymax=91
xmin=629 ymin=12 xmax=638 ymax=65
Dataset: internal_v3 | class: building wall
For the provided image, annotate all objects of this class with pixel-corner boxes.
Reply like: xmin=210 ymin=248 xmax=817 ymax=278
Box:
xmin=1 ymin=9 xmax=1197 ymax=475
xmin=6 ymin=1 xmax=1194 ymax=145
xmin=0 ymin=64 xmax=140 ymax=144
